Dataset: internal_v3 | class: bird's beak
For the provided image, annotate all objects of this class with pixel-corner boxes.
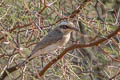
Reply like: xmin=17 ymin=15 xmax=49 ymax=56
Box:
xmin=71 ymin=27 xmax=79 ymax=32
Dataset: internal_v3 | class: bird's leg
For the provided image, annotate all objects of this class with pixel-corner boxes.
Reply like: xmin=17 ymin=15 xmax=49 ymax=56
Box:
xmin=41 ymin=57 xmax=44 ymax=67
xmin=40 ymin=54 xmax=45 ymax=68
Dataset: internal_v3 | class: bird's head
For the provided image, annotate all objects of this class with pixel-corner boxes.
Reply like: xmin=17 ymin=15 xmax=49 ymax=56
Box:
xmin=57 ymin=21 xmax=78 ymax=34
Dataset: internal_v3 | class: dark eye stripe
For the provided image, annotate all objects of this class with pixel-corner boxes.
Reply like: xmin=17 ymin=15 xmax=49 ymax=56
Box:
xmin=60 ymin=25 xmax=69 ymax=29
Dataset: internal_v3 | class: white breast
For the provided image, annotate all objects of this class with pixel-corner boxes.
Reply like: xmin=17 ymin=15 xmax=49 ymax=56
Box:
xmin=61 ymin=33 xmax=71 ymax=46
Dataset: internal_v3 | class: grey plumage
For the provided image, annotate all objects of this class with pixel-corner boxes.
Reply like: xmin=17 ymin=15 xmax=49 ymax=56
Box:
xmin=18 ymin=21 xmax=78 ymax=66
xmin=27 ymin=29 xmax=64 ymax=60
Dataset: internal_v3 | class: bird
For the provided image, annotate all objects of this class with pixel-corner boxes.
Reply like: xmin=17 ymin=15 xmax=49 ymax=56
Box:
xmin=20 ymin=21 xmax=78 ymax=66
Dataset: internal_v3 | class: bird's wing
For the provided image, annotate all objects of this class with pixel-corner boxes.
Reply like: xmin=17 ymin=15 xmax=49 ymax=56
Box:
xmin=29 ymin=29 xmax=63 ymax=57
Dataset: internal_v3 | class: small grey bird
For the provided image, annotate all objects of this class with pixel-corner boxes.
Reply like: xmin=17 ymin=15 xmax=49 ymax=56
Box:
xmin=0 ymin=21 xmax=78 ymax=80
xmin=21 ymin=21 xmax=78 ymax=65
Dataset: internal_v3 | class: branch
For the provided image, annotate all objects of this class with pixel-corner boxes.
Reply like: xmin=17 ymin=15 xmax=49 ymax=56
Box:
xmin=69 ymin=0 xmax=92 ymax=18
xmin=34 ymin=26 xmax=120 ymax=78
xmin=0 ymin=23 xmax=32 ymax=41
xmin=109 ymin=68 xmax=120 ymax=80
xmin=94 ymin=0 xmax=104 ymax=22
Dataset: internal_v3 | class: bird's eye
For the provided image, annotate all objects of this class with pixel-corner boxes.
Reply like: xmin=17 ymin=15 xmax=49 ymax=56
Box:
xmin=60 ymin=25 xmax=69 ymax=29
